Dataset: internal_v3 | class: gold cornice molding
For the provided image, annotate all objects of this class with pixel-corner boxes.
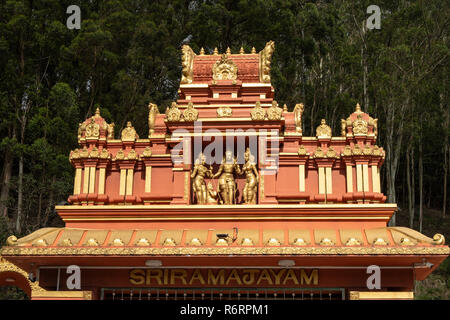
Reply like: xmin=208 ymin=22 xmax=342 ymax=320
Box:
xmin=61 ymin=216 xmax=391 ymax=221
xmin=55 ymin=203 xmax=397 ymax=210
xmin=32 ymin=291 xmax=92 ymax=299
xmin=1 ymin=246 xmax=449 ymax=256
xmin=349 ymin=291 xmax=414 ymax=300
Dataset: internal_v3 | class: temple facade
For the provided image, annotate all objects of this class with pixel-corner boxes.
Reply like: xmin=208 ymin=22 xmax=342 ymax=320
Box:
xmin=0 ymin=42 xmax=448 ymax=300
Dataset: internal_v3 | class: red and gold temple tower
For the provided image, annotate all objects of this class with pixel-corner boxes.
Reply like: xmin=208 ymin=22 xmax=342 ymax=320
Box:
xmin=0 ymin=42 xmax=448 ymax=300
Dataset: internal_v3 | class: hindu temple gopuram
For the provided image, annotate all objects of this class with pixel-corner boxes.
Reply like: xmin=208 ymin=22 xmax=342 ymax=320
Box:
xmin=0 ymin=41 xmax=448 ymax=300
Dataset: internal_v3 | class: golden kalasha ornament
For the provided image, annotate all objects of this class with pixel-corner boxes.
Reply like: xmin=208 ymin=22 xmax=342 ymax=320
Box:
xmin=166 ymin=102 xmax=182 ymax=122
xmin=183 ymin=102 xmax=199 ymax=122
xmin=250 ymin=101 xmax=266 ymax=120
xmin=267 ymin=100 xmax=283 ymax=120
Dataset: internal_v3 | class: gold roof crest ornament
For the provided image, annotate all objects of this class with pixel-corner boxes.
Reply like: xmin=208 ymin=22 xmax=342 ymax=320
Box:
xmin=250 ymin=101 xmax=266 ymax=121
xmin=148 ymin=103 xmax=159 ymax=136
xmin=353 ymin=114 xmax=368 ymax=135
xmin=183 ymin=102 xmax=199 ymax=122
xmin=166 ymin=102 xmax=182 ymax=122
xmin=259 ymin=40 xmax=275 ymax=83
xmin=180 ymin=45 xmax=195 ymax=84
xmin=212 ymin=54 xmax=238 ymax=81
xmin=217 ymin=106 xmax=233 ymax=118
xmin=267 ymin=101 xmax=283 ymax=120
xmin=85 ymin=118 xmax=100 ymax=139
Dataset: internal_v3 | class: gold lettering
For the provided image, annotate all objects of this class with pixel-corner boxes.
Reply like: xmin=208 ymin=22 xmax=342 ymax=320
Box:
xmin=189 ymin=269 xmax=206 ymax=285
xmin=170 ymin=269 xmax=188 ymax=285
xmin=146 ymin=269 xmax=163 ymax=285
xmin=129 ymin=269 xmax=145 ymax=285
xmin=270 ymin=269 xmax=286 ymax=285
xmin=282 ymin=269 xmax=299 ymax=285
xmin=164 ymin=269 xmax=169 ymax=285
xmin=242 ymin=269 xmax=260 ymax=285
xmin=208 ymin=269 xmax=225 ymax=285
xmin=256 ymin=269 xmax=273 ymax=285
xmin=225 ymin=269 xmax=242 ymax=285
xmin=300 ymin=269 xmax=318 ymax=285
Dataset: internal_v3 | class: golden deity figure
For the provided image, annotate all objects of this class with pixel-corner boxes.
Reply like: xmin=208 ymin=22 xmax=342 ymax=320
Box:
xmin=242 ymin=148 xmax=259 ymax=204
xmin=190 ymin=153 xmax=213 ymax=205
xmin=212 ymin=150 xmax=242 ymax=204
xmin=316 ymin=119 xmax=332 ymax=138
xmin=206 ymin=182 xmax=219 ymax=205
xmin=148 ymin=103 xmax=159 ymax=136
xmin=294 ymin=103 xmax=304 ymax=133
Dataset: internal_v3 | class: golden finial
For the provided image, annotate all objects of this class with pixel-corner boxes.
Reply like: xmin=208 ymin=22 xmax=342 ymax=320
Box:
xmin=200 ymin=47 xmax=205 ymax=55
xmin=251 ymin=47 xmax=256 ymax=54
xmin=240 ymin=47 xmax=244 ymax=54
xmin=283 ymin=104 xmax=288 ymax=112
xmin=226 ymin=47 xmax=231 ymax=55
xmin=95 ymin=107 xmax=101 ymax=117
xmin=213 ymin=47 xmax=218 ymax=55
xmin=355 ymin=103 xmax=362 ymax=113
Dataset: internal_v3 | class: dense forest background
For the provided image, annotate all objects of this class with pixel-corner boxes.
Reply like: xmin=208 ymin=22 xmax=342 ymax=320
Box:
xmin=0 ymin=0 xmax=448 ymax=299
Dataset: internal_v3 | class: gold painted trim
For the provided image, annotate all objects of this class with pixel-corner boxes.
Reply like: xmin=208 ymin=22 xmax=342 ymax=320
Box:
xmin=145 ymin=166 xmax=152 ymax=193
xmin=325 ymin=167 xmax=332 ymax=195
xmin=88 ymin=167 xmax=96 ymax=194
xmin=119 ymin=169 xmax=126 ymax=196
xmin=74 ymin=168 xmax=82 ymax=195
xmin=349 ymin=291 xmax=414 ymax=300
xmin=98 ymin=168 xmax=106 ymax=195
xmin=346 ymin=165 xmax=353 ymax=193
xmin=32 ymin=291 xmax=92 ymax=299
xmin=56 ymin=204 xmax=398 ymax=210
xmin=2 ymin=246 xmax=448 ymax=256
xmin=318 ymin=167 xmax=326 ymax=194
xmin=363 ymin=164 xmax=369 ymax=192
xmin=299 ymin=164 xmax=305 ymax=192
xmin=356 ymin=164 xmax=363 ymax=192
xmin=83 ymin=168 xmax=89 ymax=194
xmin=62 ymin=216 xmax=391 ymax=221
xmin=372 ymin=165 xmax=380 ymax=193
xmin=126 ymin=169 xmax=134 ymax=196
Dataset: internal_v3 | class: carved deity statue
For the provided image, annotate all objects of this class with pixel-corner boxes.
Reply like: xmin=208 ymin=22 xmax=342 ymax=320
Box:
xmin=316 ymin=119 xmax=332 ymax=138
xmin=242 ymin=148 xmax=259 ymax=204
xmin=206 ymin=182 xmax=219 ymax=205
xmin=212 ymin=150 xmax=242 ymax=204
xmin=190 ymin=153 xmax=213 ymax=205
xmin=294 ymin=103 xmax=304 ymax=133
xmin=121 ymin=121 xmax=138 ymax=141
xmin=148 ymin=103 xmax=159 ymax=136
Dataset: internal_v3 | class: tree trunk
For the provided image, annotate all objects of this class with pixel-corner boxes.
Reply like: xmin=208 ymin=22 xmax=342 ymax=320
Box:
xmin=442 ymin=91 xmax=448 ymax=218
xmin=15 ymin=155 xmax=23 ymax=234
xmin=15 ymin=114 xmax=26 ymax=235
xmin=42 ymin=176 xmax=56 ymax=227
xmin=0 ymin=148 xmax=13 ymax=218
xmin=419 ymin=127 xmax=424 ymax=233
xmin=406 ymin=138 xmax=414 ymax=228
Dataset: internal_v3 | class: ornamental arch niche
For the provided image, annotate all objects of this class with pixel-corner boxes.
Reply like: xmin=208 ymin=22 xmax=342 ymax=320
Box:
xmin=0 ymin=258 xmax=35 ymax=298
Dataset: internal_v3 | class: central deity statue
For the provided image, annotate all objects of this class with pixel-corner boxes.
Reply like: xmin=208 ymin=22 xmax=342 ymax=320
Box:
xmin=212 ymin=150 xmax=242 ymax=204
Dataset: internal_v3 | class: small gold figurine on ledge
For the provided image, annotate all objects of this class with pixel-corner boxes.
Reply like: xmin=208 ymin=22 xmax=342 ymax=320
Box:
xmin=212 ymin=150 xmax=242 ymax=204
xmin=191 ymin=153 xmax=213 ymax=205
